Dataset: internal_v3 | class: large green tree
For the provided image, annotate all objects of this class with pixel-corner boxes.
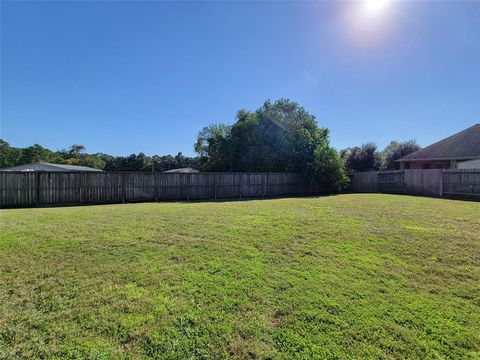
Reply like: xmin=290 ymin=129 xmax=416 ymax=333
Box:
xmin=194 ymin=99 xmax=348 ymax=191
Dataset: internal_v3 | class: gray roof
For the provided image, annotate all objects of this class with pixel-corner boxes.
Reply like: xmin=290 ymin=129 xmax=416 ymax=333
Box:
xmin=399 ymin=124 xmax=480 ymax=162
xmin=164 ymin=167 xmax=199 ymax=173
xmin=0 ymin=162 xmax=103 ymax=172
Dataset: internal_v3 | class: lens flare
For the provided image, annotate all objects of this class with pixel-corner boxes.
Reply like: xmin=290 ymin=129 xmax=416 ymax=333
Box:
xmin=364 ymin=0 xmax=390 ymax=15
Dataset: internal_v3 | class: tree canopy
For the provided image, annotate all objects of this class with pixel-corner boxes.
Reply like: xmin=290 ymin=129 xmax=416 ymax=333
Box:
xmin=379 ymin=140 xmax=421 ymax=170
xmin=341 ymin=143 xmax=380 ymax=172
xmin=194 ymin=99 xmax=348 ymax=191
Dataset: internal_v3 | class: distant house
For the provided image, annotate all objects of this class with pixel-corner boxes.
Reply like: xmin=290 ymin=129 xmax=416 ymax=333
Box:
xmin=164 ymin=167 xmax=199 ymax=173
xmin=398 ymin=124 xmax=480 ymax=170
xmin=0 ymin=162 xmax=103 ymax=172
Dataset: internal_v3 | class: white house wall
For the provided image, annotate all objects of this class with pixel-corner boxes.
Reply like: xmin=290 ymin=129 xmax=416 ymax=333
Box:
xmin=457 ymin=159 xmax=480 ymax=170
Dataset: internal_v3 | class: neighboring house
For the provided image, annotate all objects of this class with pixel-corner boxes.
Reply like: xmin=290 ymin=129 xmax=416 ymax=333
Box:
xmin=164 ymin=167 xmax=199 ymax=173
xmin=398 ymin=124 xmax=480 ymax=170
xmin=0 ymin=162 xmax=103 ymax=172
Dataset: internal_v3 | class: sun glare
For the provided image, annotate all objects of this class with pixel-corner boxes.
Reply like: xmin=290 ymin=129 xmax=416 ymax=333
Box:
xmin=340 ymin=0 xmax=396 ymax=47
xmin=364 ymin=0 xmax=390 ymax=15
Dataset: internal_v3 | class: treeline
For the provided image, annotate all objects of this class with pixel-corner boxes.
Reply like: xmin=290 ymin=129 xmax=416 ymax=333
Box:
xmin=0 ymin=140 xmax=198 ymax=172
xmin=340 ymin=140 xmax=421 ymax=172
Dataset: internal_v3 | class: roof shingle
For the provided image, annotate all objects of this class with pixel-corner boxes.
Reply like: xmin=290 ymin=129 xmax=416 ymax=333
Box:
xmin=399 ymin=124 xmax=480 ymax=162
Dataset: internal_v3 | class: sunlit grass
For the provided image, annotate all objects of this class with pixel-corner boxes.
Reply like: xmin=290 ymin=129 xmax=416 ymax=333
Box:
xmin=1 ymin=195 xmax=479 ymax=358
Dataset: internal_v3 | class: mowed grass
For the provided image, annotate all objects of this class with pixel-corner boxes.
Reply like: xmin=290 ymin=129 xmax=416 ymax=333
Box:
xmin=0 ymin=195 xmax=479 ymax=359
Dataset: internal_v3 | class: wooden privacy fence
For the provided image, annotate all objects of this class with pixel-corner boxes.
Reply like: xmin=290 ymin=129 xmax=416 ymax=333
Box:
xmin=352 ymin=169 xmax=480 ymax=199
xmin=378 ymin=171 xmax=405 ymax=193
xmin=0 ymin=172 xmax=304 ymax=208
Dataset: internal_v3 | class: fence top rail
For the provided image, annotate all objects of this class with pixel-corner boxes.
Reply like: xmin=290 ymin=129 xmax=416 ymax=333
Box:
xmin=353 ymin=170 xmax=403 ymax=175
xmin=0 ymin=171 xmax=299 ymax=175
xmin=352 ymin=171 xmax=379 ymax=174
xmin=444 ymin=170 xmax=480 ymax=174
xmin=405 ymin=169 xmax=444 ymax=172
xmin=352 ymin=169 xmax=480 ymax=175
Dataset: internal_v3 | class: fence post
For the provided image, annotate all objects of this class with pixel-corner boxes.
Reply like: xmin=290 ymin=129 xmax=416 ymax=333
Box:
xmin=35 ymin=172 xmax=40 ymax=206
xmin=187 ymin=174 xmax=190 ymax=200
xmin=214 ymin=174 xmax=217 ymax=200
xmin=79 ymin=172 xmax=84 ymax=203
xmin=122 ymin=173 xmax=126 ymax=203
xmin=239 ymin=174 xmax=242 ymax=198
xmin=266 ymin=173 xmax=269 ymax=196
xmin=263 ymin=173 xmax=267 ymax=197
xmin=154 ymin=173 xmax=158 ymax=201
xmin=440 ymin=169 xmax=444 ymax=197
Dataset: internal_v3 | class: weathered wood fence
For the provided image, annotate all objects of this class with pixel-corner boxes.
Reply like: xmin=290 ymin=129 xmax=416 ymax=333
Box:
xmin=352 ymin=169 xmax=480 ymax=199
xmin=3 ymin=169 xmax=478 ymax=208
xmin=0 ymin=172 xmax=304 ymax=208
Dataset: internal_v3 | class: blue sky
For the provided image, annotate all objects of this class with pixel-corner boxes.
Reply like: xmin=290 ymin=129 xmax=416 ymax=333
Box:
xmin=1 ymin=1 xmax=479 ymax=156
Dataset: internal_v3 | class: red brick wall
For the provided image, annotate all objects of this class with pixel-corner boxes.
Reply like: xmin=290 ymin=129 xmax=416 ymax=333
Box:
xmin=407 ymin=161 xmax=452 ymax=169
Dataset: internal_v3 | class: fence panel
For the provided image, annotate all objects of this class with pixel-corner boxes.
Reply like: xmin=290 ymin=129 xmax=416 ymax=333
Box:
xmin=377 ymin=171 xmax=405 ymax=193
xmin=125 ymin=173 xmax=156 ymax=202
xmin=189 ymin=173 xmax=214 ymax=199
xmin=443 ymin=170 xmax=480 ymax=197
xmin=0 ymin=172 xmax=36 ymax=208
xmin=266 ymin=173 xmax=301 ymax=195
xmin=240 ymin=173 xmax=263 ymax=197
xmin=404 ymin=169 xmax=443 ymax=196
xmin=215 ymin=173 xmax=240 ymax=198
xmin=351 ymin=172 xmax=378 ymax=193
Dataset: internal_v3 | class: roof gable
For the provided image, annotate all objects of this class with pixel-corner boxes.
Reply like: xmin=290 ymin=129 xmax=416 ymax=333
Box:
xmin=399 ymin=124 xmax=480 ymax=162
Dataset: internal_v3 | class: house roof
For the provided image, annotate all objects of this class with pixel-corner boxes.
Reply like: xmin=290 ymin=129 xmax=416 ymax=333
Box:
xmin=164 ymin=167 xmax=199 ymax=173
xmin=399 ymin=124 xmax=480 ymax=162
xmin=0 ymin=162 xmax=103 ymax=172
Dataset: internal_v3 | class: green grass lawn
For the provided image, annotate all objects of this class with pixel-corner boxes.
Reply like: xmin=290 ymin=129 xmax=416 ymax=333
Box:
xmin=1 ymin=194 xmax=479 ymax=359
